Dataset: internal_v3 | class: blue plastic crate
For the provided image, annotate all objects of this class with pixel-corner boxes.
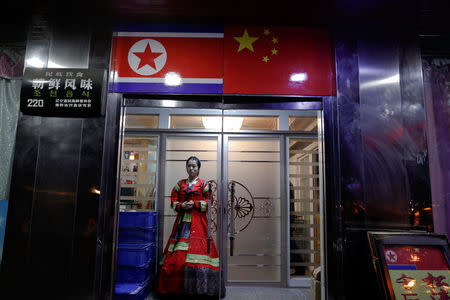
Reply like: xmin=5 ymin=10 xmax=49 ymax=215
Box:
xmin=115 ymin=281 xmax=150 ymax=300
xmin=117 ymin=243 xmax=156 ymax=266
xmin=119 ymin=211 xmax=157 ymax=228
xmin=116 ymin=260 xmax=153 ymax=284
xmin=119 ymin=227 xmax=156 ymax=244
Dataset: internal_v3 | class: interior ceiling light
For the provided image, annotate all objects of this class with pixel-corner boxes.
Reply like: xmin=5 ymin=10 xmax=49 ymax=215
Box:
xmin=225 ymin=117 xmax=244 ymax=131
xmin=202 ymin=117 xmax=244 ymax=131
xmin=202 ymin=116 xmax=221 ymax=131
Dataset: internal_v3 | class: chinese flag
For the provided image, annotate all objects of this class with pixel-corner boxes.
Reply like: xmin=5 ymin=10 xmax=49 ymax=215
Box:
xmin=224 ymin=25 xmax=333 ymax=95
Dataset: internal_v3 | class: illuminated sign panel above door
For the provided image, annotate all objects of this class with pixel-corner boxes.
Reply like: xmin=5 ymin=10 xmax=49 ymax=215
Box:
xmin=110 ymin=24 xmax=333 ymax=96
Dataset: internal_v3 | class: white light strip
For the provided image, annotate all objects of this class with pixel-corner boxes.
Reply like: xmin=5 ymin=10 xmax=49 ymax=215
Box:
xmin=116 ymin=32 xmax=224 ymax=38
xmin=116 ymin=77 xmax=223 ymax=84
xmin=360 ymin=74 xmax=400 ymax=89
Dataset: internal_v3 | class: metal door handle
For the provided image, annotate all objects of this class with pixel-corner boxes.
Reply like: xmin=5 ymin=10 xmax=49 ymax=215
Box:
xmin=230 ymin=181 xmax=235 ymax=256
xmin=207 ymin=182 xmax=212 ymax=254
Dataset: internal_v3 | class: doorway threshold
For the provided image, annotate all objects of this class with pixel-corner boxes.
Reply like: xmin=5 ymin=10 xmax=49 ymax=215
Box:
xmin=145 ymin=286 xmax=310 ymax=300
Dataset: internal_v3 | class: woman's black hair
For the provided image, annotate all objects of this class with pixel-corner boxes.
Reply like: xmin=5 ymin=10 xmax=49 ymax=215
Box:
xmin=186 ymin=156 xmax=201 ymax=169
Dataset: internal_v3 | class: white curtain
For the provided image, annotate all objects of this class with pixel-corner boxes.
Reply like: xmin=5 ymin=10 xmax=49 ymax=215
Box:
xmin=0 ymin=78 xmax=21 ymax=201
xmin=0 ymin=48 xmax=23 ymax=266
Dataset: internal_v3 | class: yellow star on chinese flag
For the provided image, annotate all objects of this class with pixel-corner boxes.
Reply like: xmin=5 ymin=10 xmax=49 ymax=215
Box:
xmin=234 ymin=29 xmax=259 ymax=52
xmin=271 ymin=48 xmax=278 ymax=55
xmin=264 ymin=29 xmax=270 ymax=35
xmin=272 ymin=37 xmax=278 ymax=44
xmin=262 ymin=56 xmax=269 ymax=62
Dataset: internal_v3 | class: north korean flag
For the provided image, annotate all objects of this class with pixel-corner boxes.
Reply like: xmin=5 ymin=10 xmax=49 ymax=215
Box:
xmin=223 ymin=25 xmax=333 ymax=96
xmin=385 ymin=246 xmax=450 ymax=270
xmin=111 ymin=24 xmax=224 ymax=94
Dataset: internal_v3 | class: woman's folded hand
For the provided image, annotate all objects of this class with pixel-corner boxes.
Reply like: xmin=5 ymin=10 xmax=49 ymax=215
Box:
xmin=181 ymin=201 xmax=194 ymax=211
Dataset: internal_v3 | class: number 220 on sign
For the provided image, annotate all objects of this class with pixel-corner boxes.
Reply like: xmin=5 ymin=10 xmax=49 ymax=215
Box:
xmin=27 ymin=99 xmax=44 ymax=107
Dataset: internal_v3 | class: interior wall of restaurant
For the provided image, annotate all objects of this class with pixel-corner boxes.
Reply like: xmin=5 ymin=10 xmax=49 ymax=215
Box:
xmin=0 ymin=16 xmax=113 ymax=299
xmin=325 ymin=30 xmax=433 ymax=300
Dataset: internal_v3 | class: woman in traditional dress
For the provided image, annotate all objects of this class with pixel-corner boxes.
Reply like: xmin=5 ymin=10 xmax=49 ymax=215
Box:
xmin=157 ymin=156 xmax=224 ymax=297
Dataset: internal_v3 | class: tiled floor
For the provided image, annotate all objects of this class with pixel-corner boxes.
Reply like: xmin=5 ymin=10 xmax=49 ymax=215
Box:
xmin=223 ymin=287 xmax=310 ymax=300
xmin=147 ymin=286 xmax=310 ymax=300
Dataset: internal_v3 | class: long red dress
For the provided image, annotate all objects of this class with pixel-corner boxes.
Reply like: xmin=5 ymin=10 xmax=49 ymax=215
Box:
xmin=157 ymin=178 xmax=224 ymax=297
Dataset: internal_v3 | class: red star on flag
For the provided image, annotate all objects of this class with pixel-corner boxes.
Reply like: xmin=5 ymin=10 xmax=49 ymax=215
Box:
xmin=388 ymin=252 xmax=396 ymax=261
xmin=133 ymin=42 xmax=164 ymax=70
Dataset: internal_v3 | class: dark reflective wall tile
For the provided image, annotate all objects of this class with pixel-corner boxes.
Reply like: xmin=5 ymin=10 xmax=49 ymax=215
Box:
xmin=48 ymin=22 xmax=90 ymax=68
xmin=335 ymin=34 xmax=366 ymax=226
xmin=343 ymin=229 xmax=380 ymax=300
xmin=358 ymin=38 xmax=410 ymax=226
xmin=331 ymin=34 xmax=433 ymax=300
xmin=3 ymin=115 xmax=107 ymax=299
xmin=90 ymin=23 xmax=113 ymax=69
xmin=29 ymin=118 xmax=82 ymax=292
xmin=399 ymin=39 xmax=433 ymax=230
xmin=69 ymin=117 xmax=104 ymax=295
xmin=1 ymin=115 xmax=41 ymax=283
xmin=422 ymin=58 xmax=450 ymax=235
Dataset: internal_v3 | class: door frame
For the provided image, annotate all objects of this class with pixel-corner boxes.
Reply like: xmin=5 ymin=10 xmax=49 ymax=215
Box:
xmin=111 ymin=98 xmax=325 ymax=290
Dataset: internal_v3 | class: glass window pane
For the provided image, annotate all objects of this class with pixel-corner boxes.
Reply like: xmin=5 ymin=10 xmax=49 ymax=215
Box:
xmin=169 ymin=115 xmax=279 ymax=131
xmin=169 ymin=115 xmax=222 ymax=130
xmin=289 ymin=116 xmax=318 ymax=132
xmin=233 ymin=116 xmax=278 ymax=131
xmin=125 ymin=114 xmax=159 ymax=129
xmin=119 ymin=136 xmax=158 ymax=211
xmin=289 ymin=137 xmax=321 ymax=279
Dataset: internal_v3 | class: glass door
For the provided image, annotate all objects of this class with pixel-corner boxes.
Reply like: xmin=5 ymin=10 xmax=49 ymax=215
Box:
xmin=161 ymin=134 xmax=221 ymax=263
xmin=160 ymin=134 xmax=284 ymax=285
xmin=158 ymin=134 xmax=225 ymax=298
xmin=223 ymin=136 xmax=282 ymax=283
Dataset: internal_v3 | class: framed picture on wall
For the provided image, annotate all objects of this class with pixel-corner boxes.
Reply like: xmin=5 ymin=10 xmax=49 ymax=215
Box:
xmin=367 ymin=231 xmax=450 ymax=300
